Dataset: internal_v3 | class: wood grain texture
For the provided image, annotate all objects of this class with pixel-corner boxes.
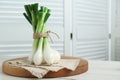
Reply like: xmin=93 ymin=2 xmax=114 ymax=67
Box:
xmin=2 ymin=56 xmax=88 ymax=78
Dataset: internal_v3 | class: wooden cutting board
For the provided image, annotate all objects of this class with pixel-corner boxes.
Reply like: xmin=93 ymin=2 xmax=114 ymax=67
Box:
xmin=2 ymin=56 xmax=88 ymax=78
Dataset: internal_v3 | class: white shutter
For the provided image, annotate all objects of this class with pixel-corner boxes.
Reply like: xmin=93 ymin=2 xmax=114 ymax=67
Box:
xmin=0 ymin=0 xmax=64 ymax=58
xmin=72 ymin=0 xmax=109 ymax=60
xmin=114 ymin=0 xmax=120 ymax=61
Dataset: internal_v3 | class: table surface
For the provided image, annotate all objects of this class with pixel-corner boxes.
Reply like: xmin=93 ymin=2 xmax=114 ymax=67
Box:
xmin=0 ymin=57 xmax=120 ymax=80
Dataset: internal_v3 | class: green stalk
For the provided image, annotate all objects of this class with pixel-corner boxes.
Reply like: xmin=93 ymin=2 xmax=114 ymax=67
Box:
xmin=23 ymin=13 xmax=31 ymax=24
xmin=32 ymin=12 xmax=46 ymax=53
xmin=35 ymin=7 xmax=50 ymax=52
xmin=24 ymin=5 xmax=32 ymax=20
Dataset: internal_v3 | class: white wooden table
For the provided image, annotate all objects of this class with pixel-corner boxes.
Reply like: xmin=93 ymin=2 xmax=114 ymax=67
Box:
xmin=0 ymin=58 xmax=120 ymax=80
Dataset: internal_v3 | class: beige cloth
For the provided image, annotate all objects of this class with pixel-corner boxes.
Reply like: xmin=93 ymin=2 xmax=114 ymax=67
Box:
xmin=9 ymin=59 xmax=80 ymax=78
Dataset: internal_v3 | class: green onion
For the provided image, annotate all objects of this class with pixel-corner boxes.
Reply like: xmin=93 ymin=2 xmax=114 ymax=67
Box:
xmin=23 ymin=3 xmax=60 ymax=65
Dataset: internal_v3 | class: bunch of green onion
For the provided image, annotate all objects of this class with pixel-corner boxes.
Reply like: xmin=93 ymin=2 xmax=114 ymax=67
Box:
xmin=23 ymin=3 xmax=60 ymax=65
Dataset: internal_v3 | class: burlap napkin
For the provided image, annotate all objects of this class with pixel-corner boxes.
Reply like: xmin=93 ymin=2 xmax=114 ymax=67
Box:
xmin=9 ymin=59 xmax=80 ymax=78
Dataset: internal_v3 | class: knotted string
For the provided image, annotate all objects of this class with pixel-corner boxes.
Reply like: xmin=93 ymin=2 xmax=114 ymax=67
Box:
xmin=33 ymin=30 xmax=60 ymax=43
